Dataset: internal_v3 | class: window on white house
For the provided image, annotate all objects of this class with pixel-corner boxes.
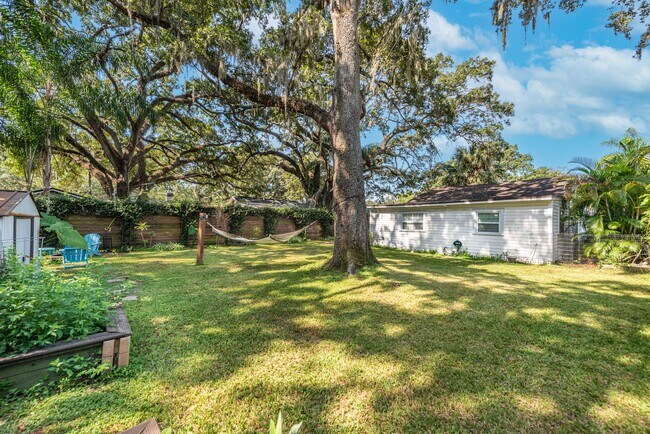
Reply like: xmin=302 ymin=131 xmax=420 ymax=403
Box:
xmin=401 ymin=213 xmax=424 ymax=231
xmin=477 ymin=211 xmax=501 ymax=233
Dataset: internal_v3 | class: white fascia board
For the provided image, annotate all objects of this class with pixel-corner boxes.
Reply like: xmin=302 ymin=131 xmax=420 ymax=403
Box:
xmin=367 ymin=196 xmax=555 ymax=211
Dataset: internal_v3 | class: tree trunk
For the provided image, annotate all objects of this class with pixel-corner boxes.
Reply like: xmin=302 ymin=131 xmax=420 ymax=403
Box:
xmin=42 ymin=133 xmax=52 ymax=211
xmin=42 ymin=81 xmax=52 ymax=212
xmin=115 ymin=177 xmax=129 ymax=199
xmin=326 ymin=0 xmax=377 ymax=274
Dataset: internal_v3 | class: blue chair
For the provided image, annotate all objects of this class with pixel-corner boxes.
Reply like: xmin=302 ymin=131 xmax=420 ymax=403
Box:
xmin=61 ymin=247 xmax=88 ymax=269
xmin=84 ymin=233 xmax=102 ymax=257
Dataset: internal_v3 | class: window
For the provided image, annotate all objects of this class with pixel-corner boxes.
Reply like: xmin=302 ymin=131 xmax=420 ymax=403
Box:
xmin=477 ymin=211 xmax=501 ymax=234
xmin=401 ymin=213 xmax=424 ymax=231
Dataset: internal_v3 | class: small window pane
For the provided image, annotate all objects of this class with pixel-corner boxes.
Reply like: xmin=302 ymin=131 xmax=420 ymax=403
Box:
xmin=478 ymin=212 xmax=499 ymax=223
xmin=402 ymin=213 xmax=423 ymax=230
xmin=478 ymin=223 xmax=499 ymax=233
xmin=477 ymin=211 xmax=500 ymax=233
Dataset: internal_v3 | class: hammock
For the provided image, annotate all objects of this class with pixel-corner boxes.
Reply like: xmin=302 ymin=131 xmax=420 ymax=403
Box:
xmin=206 ymin=221 xmax=315 ymax=244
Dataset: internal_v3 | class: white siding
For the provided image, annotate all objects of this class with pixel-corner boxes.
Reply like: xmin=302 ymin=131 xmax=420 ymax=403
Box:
xmin=0 ymin=216 xmax=14 ymax=254
xmin=370 ymin=200 xmax=557 ymax=263
xmin=0 ymin=196 xmax=40 ymax=262
xmin=551 ymin=199 xmax=562 ymax=262
xmin=12 ymin=196 xmax=39 ymax=216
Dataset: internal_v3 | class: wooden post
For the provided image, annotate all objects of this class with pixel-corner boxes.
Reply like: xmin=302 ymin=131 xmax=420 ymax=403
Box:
xmin=101 ymin=339 xmax=115 ymax=370
xmin=117 ymin=336 xmax=131 ymax=367
xmin=196 ymin=212 xmax=206 ymax=265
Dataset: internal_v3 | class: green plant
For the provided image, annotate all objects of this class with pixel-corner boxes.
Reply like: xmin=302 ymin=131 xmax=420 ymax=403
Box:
xmin=49 ymin=355 xmax=108 ymax=382
xmin=152 ymin=242 xmax=185 ymax=251
xmin=224 ymin=204 xmax=333 ymax=237
xmin=1 ymin=244 xmax=648 ymax=432
xmin=270 ymin=412 xmax=303 ymax=434
xmin=39 ymin=213 xmax=87 ymax=249
xmin=135 ymin=221 xmax=155 ymax=247
xmin=0 ymin=252 xmax=116 ymax=355
xmin=251 ymin=226 xmax=263 ymax=239
xmin=34 ymin=195 xmax=207 ymax=247
xmin=568 ymin=130 xmax=650 ymax=264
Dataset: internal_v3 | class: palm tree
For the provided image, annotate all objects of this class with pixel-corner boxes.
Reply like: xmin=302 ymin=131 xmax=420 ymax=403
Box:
xmin=568 ymin=130 xmax=650 ymax=263
xmin=431 ymin=138 xmax=533 ymax=187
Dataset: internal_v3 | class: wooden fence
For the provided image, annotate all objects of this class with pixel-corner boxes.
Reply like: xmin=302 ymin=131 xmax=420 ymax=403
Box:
xmin=554 ymin=233 xmax=646 ymax=263
xmin=64 ymin=212 xmax=324 ymax=248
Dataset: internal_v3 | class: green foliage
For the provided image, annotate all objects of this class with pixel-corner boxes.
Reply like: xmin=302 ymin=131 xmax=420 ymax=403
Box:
xmin=270 ymin=412 xmax=303 ymax=434
xmin=35 ymin=195 xmax=332 ymax=250
xmin=3 ymin=244 xmax=648 ymax=432
xmin=49 ymin=355 xmax=107 ymax=382
xmin=224 ymin=204 xmax=333 ymax=237
xmin=40 ymin=213 xmax=87 ymax=249
xmin=35 ymin=195 xmax=206 ymax=248
xmin=135 ymin=221 xmax=155 ymax=247
xmin=568 ymin=130 xmax=650 ymax=264
xmin=0 ymin=252 xmax=115 ymax=356
xmin=427 ymin=137 xmax=545 ymax=188
xmin=152 ymin=242 xmax=185 ymax=252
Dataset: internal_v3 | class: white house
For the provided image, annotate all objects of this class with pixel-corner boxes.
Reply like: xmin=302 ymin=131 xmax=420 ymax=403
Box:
xmin=368 ymin=178 xmax=567 ymax=263
xmin=0 ymin=190 xmax=41 ymax=263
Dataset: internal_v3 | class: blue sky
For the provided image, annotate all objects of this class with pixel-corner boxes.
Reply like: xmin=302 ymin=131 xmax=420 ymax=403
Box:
xmin=421 ymin=0 xmax=650 ymax=169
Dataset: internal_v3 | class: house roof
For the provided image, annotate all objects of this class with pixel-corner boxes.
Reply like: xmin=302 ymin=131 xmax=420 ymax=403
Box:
xmin=380 ymin=178 xmax=567 ymax=207
xmin=31 ymin=188 xmax=84 ymax=198
xmin=0 ymin=190 xmax=32 ymax=216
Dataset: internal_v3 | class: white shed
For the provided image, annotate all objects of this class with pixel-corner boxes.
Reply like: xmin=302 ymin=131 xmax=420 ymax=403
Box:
xmin=368 ymin=178 xmax=567 ymax=264
xmin=0 ymin=190 xmax=41 ymax=263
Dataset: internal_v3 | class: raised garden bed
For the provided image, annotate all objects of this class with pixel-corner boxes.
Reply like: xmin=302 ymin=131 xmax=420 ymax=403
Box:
xmin=0 ymin=307 xmax=131 ymax=391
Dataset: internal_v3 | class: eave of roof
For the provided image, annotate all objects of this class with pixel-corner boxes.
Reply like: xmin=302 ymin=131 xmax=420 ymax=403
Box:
xmin=0 ymin=190 xmax=39 ymax=216
xmin=368 ymin=195 xmax=558 ymax=210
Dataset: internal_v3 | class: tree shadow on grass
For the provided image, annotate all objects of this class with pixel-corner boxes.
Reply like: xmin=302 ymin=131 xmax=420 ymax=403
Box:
xmin=5 ymin=243 xmax=649 ymax=433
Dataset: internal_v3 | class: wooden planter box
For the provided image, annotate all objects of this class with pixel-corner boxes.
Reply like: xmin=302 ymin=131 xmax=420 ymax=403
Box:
xmin=0 ymin=307 xmax=131 ymax=391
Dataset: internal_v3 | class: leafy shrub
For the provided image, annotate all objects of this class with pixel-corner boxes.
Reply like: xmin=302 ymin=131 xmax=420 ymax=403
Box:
xmin=0 ymin=252 xmax=116 ymax=356
xmin=1 ymin=355 xmax=117 ymax=401
xmin=49 ymin=355 xmax=108 ymax=383
xmin=40 ymin=213 xmax=87 ymax=249
xmin=152 ymin=242 xmax=185 ymax=251
xmin=567 ymin=131 xmax=649 ymax=264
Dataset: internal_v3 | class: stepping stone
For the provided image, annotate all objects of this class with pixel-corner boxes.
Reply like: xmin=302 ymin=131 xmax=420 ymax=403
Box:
xmin=108 ymin=276 xmax=128 ymax=283
xmin=123 ymin=295 xmax=138 ymax=301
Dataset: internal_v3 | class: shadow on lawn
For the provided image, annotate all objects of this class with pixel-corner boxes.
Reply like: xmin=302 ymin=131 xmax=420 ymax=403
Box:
xmin=9 ymin=243 xmax=648 ymax=432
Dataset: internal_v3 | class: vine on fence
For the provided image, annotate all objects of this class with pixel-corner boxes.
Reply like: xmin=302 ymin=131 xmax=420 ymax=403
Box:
xmin=223 ymin=204 xmax=333 ymax=237
xmin=35 ymin=196 xmax=206 ymax=248
xmin=36 ymin=197 xmax=333 ymax=248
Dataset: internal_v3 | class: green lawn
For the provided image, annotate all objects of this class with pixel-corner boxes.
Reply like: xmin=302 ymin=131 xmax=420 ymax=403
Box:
xmin=2 ymin=242 xmax=649 ymax=433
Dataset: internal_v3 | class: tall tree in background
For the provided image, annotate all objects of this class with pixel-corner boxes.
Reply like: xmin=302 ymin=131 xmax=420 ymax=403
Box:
xmin=492 ymin=0 xmax=650 ymax=58
xmin=2 ymin=1 xmax=251 ymax=200
xmin=101 ymin=0 xmax=516 ymax=271
xmin=428 ymin=139 xmax=536 ymax=187
xmin=0 ymin=0 xmax=64 ymax=199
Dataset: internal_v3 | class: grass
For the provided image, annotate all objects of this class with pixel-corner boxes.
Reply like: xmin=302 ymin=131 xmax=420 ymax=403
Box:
xmin=1 ymin=242 xmax=649 ymax=433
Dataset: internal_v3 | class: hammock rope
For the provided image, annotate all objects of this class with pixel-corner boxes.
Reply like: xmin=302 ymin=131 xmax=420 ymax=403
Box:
xmin=206 ymin=220 xmax=316 ymax=244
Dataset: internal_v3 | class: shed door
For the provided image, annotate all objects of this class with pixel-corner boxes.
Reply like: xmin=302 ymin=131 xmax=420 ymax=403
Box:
xmin=15 ymin=217 xmax=33 ymax=260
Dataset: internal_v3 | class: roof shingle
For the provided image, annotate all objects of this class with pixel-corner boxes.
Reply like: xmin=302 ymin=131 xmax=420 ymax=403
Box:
xmin=404 ymin=178 xmax=566 ymax=206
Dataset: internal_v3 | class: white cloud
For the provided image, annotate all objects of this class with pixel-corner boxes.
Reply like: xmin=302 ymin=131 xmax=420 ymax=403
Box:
xmin=426 ymin=10 xmax=476 ymax=55
xmin=421 ymin=8 xmax=650 ymax=139
xmin=485 ymin=45 xmax=650 ymax=138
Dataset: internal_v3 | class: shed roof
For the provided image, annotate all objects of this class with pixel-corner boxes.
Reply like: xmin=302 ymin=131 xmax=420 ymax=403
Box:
xmin=31 ymin=188 xmax=84 ymax=198
xmin=388 ymin=178 xmax=567 ymax=207
xmin=0 ymin=190 xmax=36 ymax=216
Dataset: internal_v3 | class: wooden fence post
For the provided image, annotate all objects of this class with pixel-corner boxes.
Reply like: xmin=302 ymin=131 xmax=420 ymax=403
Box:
xmin=196 ymin=212 xmax=206 ymax=265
